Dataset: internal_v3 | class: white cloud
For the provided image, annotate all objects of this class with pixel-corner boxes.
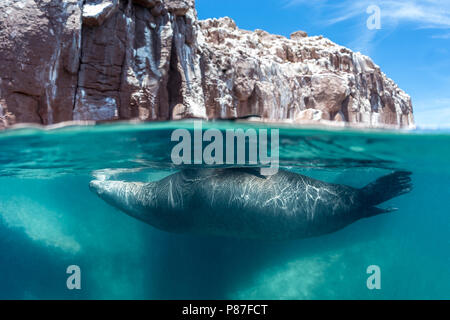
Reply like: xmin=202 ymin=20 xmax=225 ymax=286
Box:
xmin=286 ymin=0 xmax=450 ymax=30
xmin=432 ymin=32 xmax=450 ymax=39
xmin=285 ymin=0 xmax=450 ymax=56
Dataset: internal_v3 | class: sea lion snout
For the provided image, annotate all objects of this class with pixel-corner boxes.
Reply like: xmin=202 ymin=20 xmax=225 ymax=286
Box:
xmin=89 ymin=180 xmax=122 ymax=197
xmin=89 ymin=180 xmax=103 ymax=194
xmin=89 ymin=180 xmax=128 ymax=207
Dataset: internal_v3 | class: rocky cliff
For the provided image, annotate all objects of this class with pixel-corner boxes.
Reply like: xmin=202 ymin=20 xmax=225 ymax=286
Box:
xmin=0 ymin=0 xmax=414 ymax=129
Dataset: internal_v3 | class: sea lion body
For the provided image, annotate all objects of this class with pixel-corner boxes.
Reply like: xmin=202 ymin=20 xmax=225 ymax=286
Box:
xmin=90 ymin=168 xmax=412 ymax=240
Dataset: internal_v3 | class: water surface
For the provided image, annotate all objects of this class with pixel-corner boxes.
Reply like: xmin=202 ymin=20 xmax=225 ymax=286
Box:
xmin=0 ymin=122 xmax=448 ymax=299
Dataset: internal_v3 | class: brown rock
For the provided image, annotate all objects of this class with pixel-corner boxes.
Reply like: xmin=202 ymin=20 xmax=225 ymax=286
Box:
xmin=166 ymin=0 xmax=190 ymax=16
xmin=133 ymin=0 xmax=160 ymax=9
xmin=311 ymin=75 xmax=349 ymax=116
xmin=290 ymin=30 xmax=308 ymax=40
xmin=0 ymin=0 xmax=83 ymax=125
xmin=0 ymin=1 xmax=414 ymax=128
xmin=172 ymin=103 xmax=187 ymax=120
xmin=333 ymin=111 xmax=345 ymax=122
xmin=7 ymin=93 xmax=41 ymax=123
xmin=150 ymin=2 xmax=166 ymax=16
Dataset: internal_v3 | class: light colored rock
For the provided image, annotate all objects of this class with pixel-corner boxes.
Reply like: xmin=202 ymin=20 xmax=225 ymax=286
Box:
xmin=82 ymin=1 xmax=118 ymax=28
xmin=198 ymin=17 xmax=414 ymax=127
xmin=295 ymin=108 xmax=324 ymax=122
xmin=0 ymin=98 xmax=11 ymax=129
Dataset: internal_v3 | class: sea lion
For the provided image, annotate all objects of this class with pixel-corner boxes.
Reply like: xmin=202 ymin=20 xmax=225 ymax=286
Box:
xmin=90 ymin=168 xmax=412 ymax=240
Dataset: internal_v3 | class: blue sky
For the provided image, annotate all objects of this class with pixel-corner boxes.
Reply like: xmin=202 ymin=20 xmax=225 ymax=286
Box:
xmin=196 ymin=0 xmax=450 ymax=127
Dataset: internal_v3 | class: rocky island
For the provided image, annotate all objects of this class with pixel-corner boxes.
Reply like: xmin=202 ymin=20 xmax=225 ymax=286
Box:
xmin=0 ymin=0 xmax=414 ymax=129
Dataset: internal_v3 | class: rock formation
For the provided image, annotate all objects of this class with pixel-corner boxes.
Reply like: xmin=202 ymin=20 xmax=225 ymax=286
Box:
xmin=0 ymin=0 xmax=414 ymax=129
xmin=199 ymin=18 xmax=414 ymax=126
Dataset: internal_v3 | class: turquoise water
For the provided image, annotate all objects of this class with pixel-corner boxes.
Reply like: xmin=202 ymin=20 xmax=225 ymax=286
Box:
xmin=0 ymin=121 xmax=448 ymax=300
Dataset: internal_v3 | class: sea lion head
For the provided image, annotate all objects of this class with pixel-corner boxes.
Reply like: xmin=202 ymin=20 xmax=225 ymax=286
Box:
xmin=90 ymin=179 xmax=193 ymax=233
xmin=90 ymin=180 xmax=153 ymax=221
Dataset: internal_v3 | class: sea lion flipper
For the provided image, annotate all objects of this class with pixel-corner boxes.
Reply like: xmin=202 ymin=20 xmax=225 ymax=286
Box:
xmin=363 ymin=206 xmax=398 ymax=218
xmin=359 ymin=171 xmax=413 ymax=207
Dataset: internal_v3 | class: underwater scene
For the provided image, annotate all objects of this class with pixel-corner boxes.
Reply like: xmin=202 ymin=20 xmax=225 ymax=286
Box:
xmin=0 ymin=121 xmax=449 ymax=300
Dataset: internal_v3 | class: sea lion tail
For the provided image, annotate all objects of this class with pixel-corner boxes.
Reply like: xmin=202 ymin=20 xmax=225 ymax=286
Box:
xmin=359 ymin=171 xmax=413 ymax=207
